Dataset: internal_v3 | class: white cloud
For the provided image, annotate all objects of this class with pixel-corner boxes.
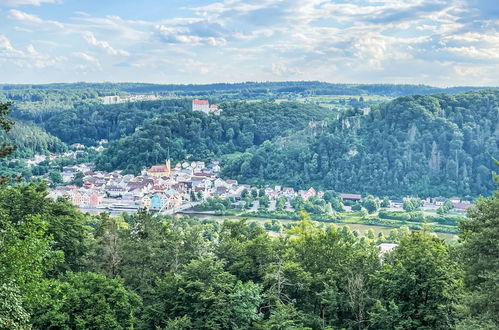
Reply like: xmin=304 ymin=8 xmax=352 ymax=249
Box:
xmin=73 ymin=51 xmax=102 ymax=71
xmin=0 ymin=0 xmax=61 ymax=6
xmin=83 ymin=31 xmax=129 ymax=56
xmin=8 ymin=9 xmax=64 ymax=29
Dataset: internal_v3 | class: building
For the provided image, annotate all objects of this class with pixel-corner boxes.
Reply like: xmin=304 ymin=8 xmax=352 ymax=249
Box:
xmin=192 ymin=99 xmax=210 ymax=113
xmin=340 ymin=193 xmax=362 ymax=202
xmin=103 ymin=96 xmax=121 ymax=104
xmin=147 ymin=160 xmax=172 ymax=177
xmin=151 ymin=194 xmax=165 ymax=210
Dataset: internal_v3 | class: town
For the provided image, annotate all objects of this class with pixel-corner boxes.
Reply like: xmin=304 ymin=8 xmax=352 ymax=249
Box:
xmin=44 ymin=155 xmax=472 ymax=217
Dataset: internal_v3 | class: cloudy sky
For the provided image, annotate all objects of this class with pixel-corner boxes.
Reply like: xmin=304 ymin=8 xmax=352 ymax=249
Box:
xmin=0 ymin=0 xmax=498 ymax=85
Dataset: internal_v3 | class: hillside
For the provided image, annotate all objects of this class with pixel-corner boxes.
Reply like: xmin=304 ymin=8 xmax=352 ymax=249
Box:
xmin=95 ymin=101 xmax=332 ymax=173
xmin=222 ymin=90 xmax=499 ymax=197
xmin=0 ymin=121 xmax=67 ymax=158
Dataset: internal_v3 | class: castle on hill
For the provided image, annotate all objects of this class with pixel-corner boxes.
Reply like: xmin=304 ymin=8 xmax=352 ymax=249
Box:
xmin=192 ymin=99 xmax=221 ymax=115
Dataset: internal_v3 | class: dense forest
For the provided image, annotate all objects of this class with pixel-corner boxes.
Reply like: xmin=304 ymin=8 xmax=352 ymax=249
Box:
xmin=1 ymin=81 xmax=490 ymax=98
xmin=222 ymin=90 xmax=499 ymax=197
xmin=0 ymin=121 xmax=67 ymax=158
xmin=95 ymin=101 xmax=331 ymax=173
xmin=44 ymin=99 xmax=191 ymax=145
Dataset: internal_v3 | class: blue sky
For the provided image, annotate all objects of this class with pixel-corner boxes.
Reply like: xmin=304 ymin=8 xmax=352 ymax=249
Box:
xmin=0 ymin=0 xmax=498 ymax=85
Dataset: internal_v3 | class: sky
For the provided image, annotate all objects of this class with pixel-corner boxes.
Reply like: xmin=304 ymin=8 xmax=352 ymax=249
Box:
xmin=0 ymin=0 xmax=498 ymax=86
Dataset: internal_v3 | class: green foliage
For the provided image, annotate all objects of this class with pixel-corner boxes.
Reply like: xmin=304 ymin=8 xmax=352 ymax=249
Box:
xmin=0 ymin=183 xmax=91 ymax=273
xmin=458 ymin=187 xmax=499 ymax=327
xmin=96 ymin=101 xmax=330 ymax=173
xmin=437 ymin=199 xmax=455 ymax=214
xmin=222 ymin=90 xmax=499 ymax=197
xmin=44 ymin=99 xmax=190 ymax=145
xmin=370 ymin=231 xmax=463 ymax=329
xmin=146 ymin=258 xmax=262 ymax=329
xmin=0 ymin=121 xmax=67 ymax=158
xmin=362 ymin=195 xmax=380 ymax=213
xmin=0 ymin=283 xmax=30 ymax=330
xmin=31 ymin=272 xmax=141 ymax=330
xmin=0 ymin=102 xmax=16 ymax=160
xmin=403 ymin=198 xmax=422 ymax=212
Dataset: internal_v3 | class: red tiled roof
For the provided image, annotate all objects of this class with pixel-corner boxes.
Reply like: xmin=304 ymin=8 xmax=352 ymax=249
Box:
xmin=193 ymin=99 xmax=209 ymax=105
xmin=149 ymin=165 xmax=168 ymax=172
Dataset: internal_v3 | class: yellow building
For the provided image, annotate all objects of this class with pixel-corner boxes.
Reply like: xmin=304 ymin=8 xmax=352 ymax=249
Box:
xmin=147 ymin=159 xmax=171 ymax=177
xmin=140 ymin=195 xmax=151 ymax=209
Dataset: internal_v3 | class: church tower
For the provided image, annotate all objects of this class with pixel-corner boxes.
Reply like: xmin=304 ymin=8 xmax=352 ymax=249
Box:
xmin=165 ymin=159 xmax=171 ymax=177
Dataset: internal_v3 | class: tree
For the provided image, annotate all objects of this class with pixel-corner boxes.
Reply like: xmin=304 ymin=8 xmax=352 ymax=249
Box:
xmin=31 ymin=272 xmax=141 ymax=329
xmin=241 ymin=188 xmax=249 ymax=199
xmin=403 ymin=198 xmax=421 ymax=212
xmin=49 ymin=171 xmax=62 ymax=186
xmin=146 ymin=258 xmax=262 ymax=329
xmin=251 ymin=189 xmax=258 ymax=198
xmin=370 ymin=231 xmax=462 ymax=329
xmin=362 ymin=195 xmax=380 ymax=214
xmin=72 ymin=171 xmax=84 ymax=187
xmin=255 ymin=302 xmax=310 ymax=330
xmin=0 ymin=102 xmax=16 ymax=184
xmin=458 ymin=174 xmax=499 ymax=327
xmin=381 ymin=196 xmax=390 ymax=208
xmin=0 ymin=281 xmax=31 ymax=330
xmin=437 ymin=199 xmax=454 ymax=215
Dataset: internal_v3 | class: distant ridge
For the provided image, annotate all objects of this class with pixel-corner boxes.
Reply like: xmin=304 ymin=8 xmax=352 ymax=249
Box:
xmin=0 ymin=81 xmax=495 ymax=97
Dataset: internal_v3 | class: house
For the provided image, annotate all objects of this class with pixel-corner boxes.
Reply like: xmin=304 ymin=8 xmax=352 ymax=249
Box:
xmin=282 ymin=187 xmax=296 ymax=198
xmin=214 ymin=178 xmax=228 ymax=188
xmin=164 ymin=190 xmax=183 ymax=209
xmin=226 ymin=179 xmax=238 ymax=187
xmin=88 ymin=193 xmax=102 ymax=207
xmin=340 ymin=193 xmax=362 ymax=202
xmin=433 ymin=197 xmax=447 ymax=206
xmin=151 ymin=194 xmax=165 ymax=210
xmin=147 ymin=159 xmax=171 ymax=177
xmin=214 ymin=186 xmax=229 ymax=197
xmin=106 ymin=185 xmax=127 ymax=198
xmin=141 ymin=195 xmax=151 ymax=209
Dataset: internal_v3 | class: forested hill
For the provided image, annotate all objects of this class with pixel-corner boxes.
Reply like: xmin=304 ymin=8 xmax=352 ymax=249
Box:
xmin=1 ymin=81 xmax=492 ymax=98
xmin=44 ymin=99 xmax=191 ymax=145
xmin=0 ymin=122 xmax=67 ymax=158
xmin=222 ymin=90 xmax=499 ymax=198
xmin=95 ymin=101 xmax=331 ymax=173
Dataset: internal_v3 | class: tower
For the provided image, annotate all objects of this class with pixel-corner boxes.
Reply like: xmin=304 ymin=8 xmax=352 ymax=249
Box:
xmin=165 ymin=159 xmax=171 ymax=177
